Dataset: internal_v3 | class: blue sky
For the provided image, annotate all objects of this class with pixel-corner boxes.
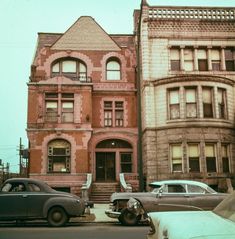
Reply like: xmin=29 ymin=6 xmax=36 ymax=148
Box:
xmin=0 ymin=0 xmax=234 ymax=172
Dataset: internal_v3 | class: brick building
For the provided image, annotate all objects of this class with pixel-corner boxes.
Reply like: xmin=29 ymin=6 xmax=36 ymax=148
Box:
xmin=27 ymin=16 xmax=138 ymax=196
xmin=136 ymin=1 xmax=235 ymax=190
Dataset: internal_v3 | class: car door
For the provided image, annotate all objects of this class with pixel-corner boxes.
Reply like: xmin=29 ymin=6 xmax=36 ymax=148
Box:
xmin=187 ymin=184 xmax=224 ymax=210
xmin=25 ymin=182 xmax=51 ymax=218
xmin=0 ymin=182 xmax=28 ymax=219
xmin=155 ymin=184 xmax=192 ymax=211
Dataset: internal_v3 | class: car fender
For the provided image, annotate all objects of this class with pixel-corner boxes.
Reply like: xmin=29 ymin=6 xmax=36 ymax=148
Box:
xmin=43 ymin=196 xmax=78 ymax=217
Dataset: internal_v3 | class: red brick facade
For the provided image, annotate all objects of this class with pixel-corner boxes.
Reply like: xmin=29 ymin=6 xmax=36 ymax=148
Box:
xmin=27 ymin=17 xmax=138 ymax=195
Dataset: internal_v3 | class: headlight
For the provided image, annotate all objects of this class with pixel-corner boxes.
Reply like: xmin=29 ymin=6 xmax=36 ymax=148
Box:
xmin=127 ymin=198 xmax=140 ymax=210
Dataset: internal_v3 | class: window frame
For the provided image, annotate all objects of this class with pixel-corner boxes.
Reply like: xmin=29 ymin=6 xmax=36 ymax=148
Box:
xmin=185 ymin=87 xmax=197 ymax=118
xmin=170 ymin=48 xmax=180 ymax=71
xmin=106 ymin=58 xmax=121 ymax=81
xmin=205 ymin=143 xmax=217 ymax=173
xmin=168 ymin=88 xmax=180 ymax=120
xmin=221 ymin=144 xmax=230 ymax=173
xmin=48 ymin=139 xmax=71 ymax=173
xmin=187 ymin=143 xmax=200 ymax=173
xmin=202 ymin=87 xmax=214 ymax=118
xmin=44 ymin=92 xmax=74 ymax=123
xmin=170 ymin=144 xmax=183 ymax=173
xmin=51 ymin=58 xmax=87 ymax=81
xmin=104 ymin=100 xmax=124 ymax=127
xmin=217 ymin=88 xmax=227 ymax=119
xmin=120 ymin=152 xmax=132 ymax=173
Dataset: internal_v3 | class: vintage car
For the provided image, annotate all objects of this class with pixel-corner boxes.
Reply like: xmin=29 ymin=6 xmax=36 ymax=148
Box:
xmin=0 ymin=178 xmax=86 ymax=226
xmin=147 ymin=190 xmax=235 ymax=239
xmin=105 ymin=180 xmax=227 ymax=226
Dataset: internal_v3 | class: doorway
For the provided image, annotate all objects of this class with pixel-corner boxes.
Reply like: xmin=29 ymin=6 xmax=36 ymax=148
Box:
xmin=96 ymin=152 xmax=115 ymax=181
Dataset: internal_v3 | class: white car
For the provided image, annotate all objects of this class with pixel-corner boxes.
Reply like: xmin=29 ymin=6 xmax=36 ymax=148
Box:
xmin=147 ymin=190 xmax=235 ymax=239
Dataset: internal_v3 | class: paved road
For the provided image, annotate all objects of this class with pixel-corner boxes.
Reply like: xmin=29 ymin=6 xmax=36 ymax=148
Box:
xmin=0 ymin=222 xmax=149 ymax=239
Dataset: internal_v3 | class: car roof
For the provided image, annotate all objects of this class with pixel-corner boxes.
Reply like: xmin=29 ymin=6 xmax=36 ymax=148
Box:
xmin=149 ymin=180 xmax=209 ymax=188
xmin=4 ymin=178 xmax=45 ymax=185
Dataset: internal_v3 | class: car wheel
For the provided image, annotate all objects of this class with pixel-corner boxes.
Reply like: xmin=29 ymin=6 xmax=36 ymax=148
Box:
xmin=118 ymin=208 xmax=140 ymax=226
xmin=47 ymin=207 xmax=68 ymax=227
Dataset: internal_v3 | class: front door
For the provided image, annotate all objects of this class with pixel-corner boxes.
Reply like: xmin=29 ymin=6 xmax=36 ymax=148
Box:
xmin=96 ymin=152 xmax=115 ymax=181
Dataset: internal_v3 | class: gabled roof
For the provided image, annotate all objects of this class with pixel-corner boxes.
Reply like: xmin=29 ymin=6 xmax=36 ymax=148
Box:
xmin=51 ymin=16 xmax=121 ymax=51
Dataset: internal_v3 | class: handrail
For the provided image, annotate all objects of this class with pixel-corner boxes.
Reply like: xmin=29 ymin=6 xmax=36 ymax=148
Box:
xmin=81 ymin=173 xmax=92 ymax=201
xmin=119 ymin=173 xmax=132 ymax=192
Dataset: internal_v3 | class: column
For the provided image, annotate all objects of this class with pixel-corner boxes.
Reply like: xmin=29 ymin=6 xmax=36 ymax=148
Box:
xmin=207 ymin=46 xmax=212 ymax=71
xmin=193 ymin=46 xmax=198 ymax=71
xmin=180 ymin=45 xmax=185 ymax=71
xmin=221 ymin=46 xmax=226 ymax=71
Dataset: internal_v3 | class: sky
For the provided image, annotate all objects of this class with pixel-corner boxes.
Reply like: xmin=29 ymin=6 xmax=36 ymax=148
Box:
xmin=0 ymin=0 xmax=234 ymax=173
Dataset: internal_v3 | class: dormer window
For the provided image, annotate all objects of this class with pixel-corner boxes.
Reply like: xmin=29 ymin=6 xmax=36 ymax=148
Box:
xmin=106 ymin=59 xmax=121 ymax=80
xmin=51 ymin=58 xmax=87 ymax=81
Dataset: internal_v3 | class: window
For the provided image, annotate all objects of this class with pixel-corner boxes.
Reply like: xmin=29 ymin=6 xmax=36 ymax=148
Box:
xmin=48 ymin=139 xmax=70 ymax=173
xmin=171 ymin=144 xmax=183 ymax=172
xmin=169 ymin=89 xmax=180 ymax=119
xmin=120 ymin=153 xmax=132 ymax=173
xmin=45 ymin=101 xmax=58 ymax=122
xmin=221 ymin=144 xmax=230 ymax=173
xmin=218 ymin=88 xmax=227 ymax=119
xmin=202 ymin=87 xmax=213 ymax=118
xmin=187 ymin=185 xmax=205 ymax=194
xmin=104 ymin=101 xmax=124 ymax=127
xmin=115 ymin=102 xmax=124 ymax=126
xmin=170 ymin=49 xmax=180 ymax=70
xmin=106 ymin=59 xmax=121 ymax=80
xmin=225 ymin=49 xmax=235 ymax=71
xmin=104 ymin=101 xmax=112 ymax=127
xmin=188 ymin=144 xmax=200 ymax=172
xmin=198 ymin=49 xmax=208 ymax=71
xmin=184 ymin=49 xmax=194 ymax=71
xmin=164 ymin=184 xmax=186 ymax=193
xmin=205 ymin=144 xmax=217 ymax=173
xmin=45 ymin=93 xmax=74 ymax=123
xmin=51 ymin=59 xmax=87 ymax=81
xmin=185 ymin=88 xmax=197 ymax=118
xmin=62 ymin=60 xmax=76 ymax=73
xmin=211 ymin=49 xmax=221 ymax=71
xmin=62 ymin=102 xmax=74 ymax=122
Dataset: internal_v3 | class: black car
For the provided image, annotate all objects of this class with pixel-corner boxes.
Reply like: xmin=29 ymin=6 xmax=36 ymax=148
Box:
xmin=0 ymin=178 xmax=86 ymax=226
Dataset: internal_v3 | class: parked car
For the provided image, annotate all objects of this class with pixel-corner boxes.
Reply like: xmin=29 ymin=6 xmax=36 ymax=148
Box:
xmin=0 ymin=178 xmax=86 ymax=226
xmin=147 ymin=190 xmax=235 ymax=239
xmin=105 ymin=180 xmax=227 ymax=226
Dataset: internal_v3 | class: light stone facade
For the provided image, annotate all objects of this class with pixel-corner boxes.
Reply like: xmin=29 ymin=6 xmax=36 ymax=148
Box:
xmin=137 ymin=1 xmax=235 ymax=190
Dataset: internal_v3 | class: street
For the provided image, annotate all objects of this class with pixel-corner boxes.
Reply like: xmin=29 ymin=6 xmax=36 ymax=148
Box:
xmin=0 ymin=222 xmax=149 ymax=239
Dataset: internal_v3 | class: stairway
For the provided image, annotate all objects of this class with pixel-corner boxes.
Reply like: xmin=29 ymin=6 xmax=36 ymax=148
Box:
xmin=89 ymin=182 xmax=120 ymax=203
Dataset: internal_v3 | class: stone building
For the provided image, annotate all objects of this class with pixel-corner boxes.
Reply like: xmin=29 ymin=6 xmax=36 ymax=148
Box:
xmin=136 ymin=1 xmax=235 ymax=190
xmin=27 ymin=16 xmax=138 ymax=197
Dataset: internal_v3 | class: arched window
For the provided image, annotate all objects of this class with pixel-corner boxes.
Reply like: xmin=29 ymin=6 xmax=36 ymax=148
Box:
xmin=106 ymin=59 xmax=121 ymax=80
xmin=51 ymin=58 xmax=87 ymax=81
xmin=48 ymin=139 xmax=70 ymax=173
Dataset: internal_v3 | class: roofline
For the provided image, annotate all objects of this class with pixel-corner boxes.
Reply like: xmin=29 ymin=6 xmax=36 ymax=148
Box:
xmin=147 ymin=5 xmax=235 ymax=9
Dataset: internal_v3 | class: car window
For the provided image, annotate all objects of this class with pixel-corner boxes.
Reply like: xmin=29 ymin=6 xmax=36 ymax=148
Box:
xmin=187 ymin=184 xmax=205 ymax=194
xmin=163 ymin=184 xmax=186 ymax=193
xmin=28 ymin=183 xmax=41 ymax=192
xmin=1 ymin=182 xmax=26 ymax=192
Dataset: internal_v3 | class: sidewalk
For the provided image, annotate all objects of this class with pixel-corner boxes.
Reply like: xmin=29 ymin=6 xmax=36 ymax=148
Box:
xmin=71 ymin=204 xmax=117 ymax=223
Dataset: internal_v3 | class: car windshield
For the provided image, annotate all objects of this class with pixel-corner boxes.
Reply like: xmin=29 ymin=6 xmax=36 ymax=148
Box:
xmin=213 ymin=191 xmax=235 ymax=223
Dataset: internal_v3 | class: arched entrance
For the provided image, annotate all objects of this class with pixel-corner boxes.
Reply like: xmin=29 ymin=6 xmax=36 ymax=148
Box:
xmin=95 ymin=139 xmax=132 ymax=181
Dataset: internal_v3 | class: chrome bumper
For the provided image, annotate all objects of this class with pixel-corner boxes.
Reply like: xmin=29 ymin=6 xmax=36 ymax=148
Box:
xmin=105 ymin=209 xmax=121 ymax=219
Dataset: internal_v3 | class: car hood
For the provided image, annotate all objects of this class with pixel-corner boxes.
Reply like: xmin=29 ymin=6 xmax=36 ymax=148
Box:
xmin=148 ymin=211 xmax=235 ymax=239
xmin=110 ymin=192 xmax=154 ymax=202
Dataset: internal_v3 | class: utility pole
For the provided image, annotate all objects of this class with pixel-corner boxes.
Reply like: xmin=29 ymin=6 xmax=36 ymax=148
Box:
xmin=19 ymin=137 xmax=23 ymax=175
